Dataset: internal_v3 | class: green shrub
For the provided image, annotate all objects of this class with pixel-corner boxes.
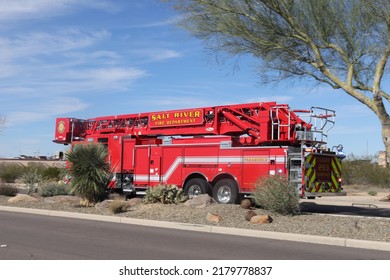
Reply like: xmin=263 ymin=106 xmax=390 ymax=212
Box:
xmin=108 ymin=200 xmax=128 ymax=214
xmin=368 ymin=190 xmax=378 ymax=196
xmin=0 ymin=163 xmax=24 ymax=183
xmin=42 ymin=167 xmax=64 ymax=181
xmin=24 ymin=162 xmax=47 ymax=175
xmin=22 ymin=170 xmax=43 ymax=194
xmin=0 ymin=183 xmax=19 ymax=196
xmin=0 ymin=164 xmax=66 ymax=185
xmin=143 ymin=185 xmax=188 ymax=204
xmin=38 ymin=182 xmax=69 ymax=197
xmin=342 ymin=156 xmax=390 ymax=188
xmin=252 ymin=175 xmax=300 ymax=215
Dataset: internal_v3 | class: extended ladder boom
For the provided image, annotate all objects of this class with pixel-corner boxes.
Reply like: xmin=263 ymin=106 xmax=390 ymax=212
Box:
xmin=53 ymin=101 xmax=334 ymax=147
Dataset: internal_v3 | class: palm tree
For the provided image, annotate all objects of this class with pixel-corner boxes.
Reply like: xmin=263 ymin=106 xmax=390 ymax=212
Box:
xmin=65 ymin=143 xmax=111 ymax=206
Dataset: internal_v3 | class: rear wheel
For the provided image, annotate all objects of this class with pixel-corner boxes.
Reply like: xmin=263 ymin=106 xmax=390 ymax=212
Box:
xmin=184 ymin=178 xmax=211 ymax=199
xmin=212 ymin=179 xmax=238 ymax=204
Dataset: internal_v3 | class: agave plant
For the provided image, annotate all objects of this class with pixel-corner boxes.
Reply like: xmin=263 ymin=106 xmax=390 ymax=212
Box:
xmin=65 ymin=143 xmax=111 ymax=205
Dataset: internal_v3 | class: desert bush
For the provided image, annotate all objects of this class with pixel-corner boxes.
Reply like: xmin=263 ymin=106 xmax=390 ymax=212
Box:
xmin=38 ymin=182 xmax=69 ymax=197
xmin=252 ymin=175 xmax=300 ymax=215
xmin=24 ymin=162 xmax=46 ymax=176
xmin=367 ymin=190 xmax=378 ymax=196
xmin=42 ymin=167 xmax=65 ymax=181
xmin=342 ymin=156 xmax=390 ymax=188
xmin=0 ymin=163 xmax=65 ymax=184
xmin=143 ymin=185 xmax=188 ymax=204
xmin=108 ymin=200 xmax=128 ymax=214
xmin=22 ymin=170 xmax=43 ymax=194
xmin=0 ymin=183 xmax=19 ymax=196
xmin=0 ymin=163 xmax=24 ymax=183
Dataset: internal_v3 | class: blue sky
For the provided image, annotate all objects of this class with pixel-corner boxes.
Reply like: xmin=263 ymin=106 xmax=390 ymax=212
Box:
xmin=0 ymin=0 xmax=385 ymax=158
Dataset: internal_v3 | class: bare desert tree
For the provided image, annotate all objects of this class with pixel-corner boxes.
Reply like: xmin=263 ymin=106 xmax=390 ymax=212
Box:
xmin=165 ymin=0 xmax=390 ymax=165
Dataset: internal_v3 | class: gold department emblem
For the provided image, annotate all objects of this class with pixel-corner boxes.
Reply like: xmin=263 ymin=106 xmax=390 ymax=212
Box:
xmin=58 ymin=121 xmax=65 ymax=134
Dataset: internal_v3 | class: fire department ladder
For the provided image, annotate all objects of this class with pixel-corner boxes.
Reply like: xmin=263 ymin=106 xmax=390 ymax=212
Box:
xmin=309 ymin=107 xmax=336 ymax=144
xmin=270 ymin=105 xmax=291 ymax=141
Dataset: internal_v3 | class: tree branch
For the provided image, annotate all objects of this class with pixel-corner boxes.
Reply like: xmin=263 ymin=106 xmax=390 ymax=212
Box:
xmin=372 ymin=24 xmax=390 ymax=120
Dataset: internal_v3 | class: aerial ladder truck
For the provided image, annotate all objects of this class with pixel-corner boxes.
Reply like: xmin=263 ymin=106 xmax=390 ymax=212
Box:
xmin=53 ymin=101 xmax=344 ymax=204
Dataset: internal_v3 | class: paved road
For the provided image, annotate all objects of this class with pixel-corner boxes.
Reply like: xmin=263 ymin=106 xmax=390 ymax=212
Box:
xmin=300 ymin=202 xmax=390 ymax=218
xmin=300 ymin=195 xmax=390 ymax=218
xmin=0 ymin=211 xmax=389 ymax=260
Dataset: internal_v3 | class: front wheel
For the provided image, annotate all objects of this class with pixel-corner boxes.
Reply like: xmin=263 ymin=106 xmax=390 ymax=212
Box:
xmin=212 ymin=179 xmax=238 ymax=204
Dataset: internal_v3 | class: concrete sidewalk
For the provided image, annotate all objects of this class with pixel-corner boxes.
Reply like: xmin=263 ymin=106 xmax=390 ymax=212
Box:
xmin=0 ymin=205 xmax=389 ymax=253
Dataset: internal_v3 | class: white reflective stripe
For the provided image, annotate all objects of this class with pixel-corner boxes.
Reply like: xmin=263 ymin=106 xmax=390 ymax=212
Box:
xmin=164 ymin=157 xmax=182 ymax=181
xmin=134 ymin=155 xmax=284 ymax=183
xmin=134 ymin=175 xmax=149 ymax=181
xmin=184 ymin=157 xmax=240 ymax=164
xmin=276 ymin=156 xmax=286 ymax=163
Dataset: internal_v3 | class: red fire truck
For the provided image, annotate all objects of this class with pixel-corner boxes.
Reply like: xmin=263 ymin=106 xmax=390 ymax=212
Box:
xmin=53 ymin=101 xmax=344 ymax=204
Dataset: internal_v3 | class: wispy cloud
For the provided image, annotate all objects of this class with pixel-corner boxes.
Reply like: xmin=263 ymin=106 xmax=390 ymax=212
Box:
xmin=5 ymin=97 xmax=89 ymax=126
xmin=0 ymin=26 xmax=150 ymax=97
xmin=0 ymin=0 xmax=120 ymax=21
xmin=0 ymin=28 xmax=110 ymax=60
xmin=0 ymin=0 xmax=71 ymax=20
xmin=0 ymin=27 xmax=148 ymax=127
xmin=135 ymin=15 xmax=183 ymax=28
xmin=129 ymin=48 xmax=182 ymax=62
xmin=62 ymin=67 xmax=148 ymax=91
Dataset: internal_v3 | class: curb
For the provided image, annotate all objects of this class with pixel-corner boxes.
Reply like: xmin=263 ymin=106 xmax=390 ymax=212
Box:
xmin=1 ymin=206 xmax=389 ymax=252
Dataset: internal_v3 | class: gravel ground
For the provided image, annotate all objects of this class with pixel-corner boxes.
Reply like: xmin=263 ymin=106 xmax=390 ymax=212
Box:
xmin=1 ymin=194 xmax=389 ymax=243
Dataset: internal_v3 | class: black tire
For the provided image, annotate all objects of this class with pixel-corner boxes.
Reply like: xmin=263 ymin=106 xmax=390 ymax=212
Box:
xmin=212 ymin=179 xmax=238 ymax=204
xmin=184 ymin=178 xmax=211 ymax=199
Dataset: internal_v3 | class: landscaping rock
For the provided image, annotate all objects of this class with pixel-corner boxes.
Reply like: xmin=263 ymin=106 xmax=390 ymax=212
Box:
xmin=95 ymin=200 xmax=111 ymax=211
xmin=95 ymin=199 xmax=133 ymax=213
xmin=379 ymin=194 xmax=390 ymax=202
xmin=207 ymin=213 xmax=223 ymax=223
xmin=184 ymin=194 xmax=215 ymax=208
xmin=240 ymin=199 xmax=253 ymax=209
xmin=8 ymin=194 xmax=38 ymax=203
xmin=126 ymin=197 xmax=142 ymax=207
xmin=244 ymin=210 xmax=258 ymax=221
xmin=250 ymin=214 xmax=273 ymax=224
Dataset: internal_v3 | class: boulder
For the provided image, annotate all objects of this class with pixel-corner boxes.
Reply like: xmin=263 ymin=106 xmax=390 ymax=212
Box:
xmin=95 ymin=200 xmax=111 ymax=211
xmin=207 ymin=213 xmax=223 ymax=223
xmin=250 ymin=214 xmax=273 ymax=224
xmin=43 ymin=195 xmax=81 ymax=206
xmin=244 ymin=210 xmax=258 ymax=221
xmin=95 ymin=199 xmax=133 ymax=213
xmin=184 ymin=194 xmax=214 ymax=208
xmin=240 ymin=199 xmax=253 ymax=209
xmin=379 ymin=194 xmax=390 ymax=202
xmin=8 ymin=194 xmax=38 ymax=203
xmin=126 ymin=197 xmax=142 ymax=207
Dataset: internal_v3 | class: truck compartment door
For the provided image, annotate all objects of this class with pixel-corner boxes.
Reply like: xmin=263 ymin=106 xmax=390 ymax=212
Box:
xmin=134 ymin=146 xmax=150 ymax=185
xmin=149 ymin=155 xmax=162 ymax=184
